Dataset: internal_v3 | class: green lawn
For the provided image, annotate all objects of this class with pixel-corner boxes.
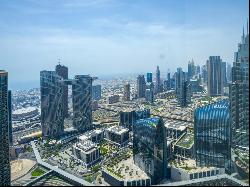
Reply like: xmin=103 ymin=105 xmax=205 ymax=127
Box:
xmin=31 ymin=168 xmax=45 ymax=177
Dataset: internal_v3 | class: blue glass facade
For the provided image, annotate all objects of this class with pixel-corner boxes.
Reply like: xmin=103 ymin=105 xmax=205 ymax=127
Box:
xmin=194 ymin=99 xmax=231 ymax=173
xmin=147 ymin=73 xmax=153 ymax=83
xmin=133 ymin=117 xmax=167 ymax=184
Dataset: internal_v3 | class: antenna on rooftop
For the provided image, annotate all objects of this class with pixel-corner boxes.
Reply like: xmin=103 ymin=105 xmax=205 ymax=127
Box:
xmin=58 ymin=58 xmax=61 ymax=65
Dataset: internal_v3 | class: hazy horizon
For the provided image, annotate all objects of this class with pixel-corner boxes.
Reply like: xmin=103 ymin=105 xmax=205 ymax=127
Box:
xmin=0 ymin=0 xmax=249 ymax=90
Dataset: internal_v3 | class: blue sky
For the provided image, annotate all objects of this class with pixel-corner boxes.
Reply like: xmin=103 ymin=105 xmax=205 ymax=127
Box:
xmin=0 ymin=0 xmax=249 ymax=89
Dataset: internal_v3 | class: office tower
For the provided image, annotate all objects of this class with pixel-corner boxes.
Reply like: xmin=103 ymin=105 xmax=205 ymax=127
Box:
xmin=92 ymin=85 xmax=102 ymax=100
xmin=72 ymin=75 xmax=93 ymax=132
xmin=40 ymin=71 xmax=64 ymax=138
xmin=145 ymin=82 xmax=154 ymax=103
xmin=188 ymin=59 xmax=195 ymax=78
xmin=165 ymin=72 xmax=171 ymax=90
xmin=230 ymin=24 xmax=249 ymax=149
xmin=196 ymin=65 xmax=201 ymax=75
xmin=8 ymin=90 xmax=12 ymax=146
xmin=123 ymin=83 xmax=130 ymax=101
xmin=55 ymin=64 xmax=69 ymax=118
xmin=120 ymin=109 xmax=150 ymax=130
xmin=227 ymin=63 xmax=232 ymax=83
xmin=155 ymin=66 xmax=161 ymax=93
xmin=0 ymin=70 xmax=11 ymax=186
xmin=133 ymin=117 xmax=167 ymax=184
xmin=202 ymin=64 xmax=208 ymax=84
xmin=175 ymin=67 xmax=190 ymax=106
xmin=194 ymin=99 xmax=231 ymax=173
xmin=147 ymin=72 xmax=153 ymax=83
xmin=136 ymin=75 xmax=146 ymax=98
xmin=207 ymin=56 xmax=223 ymax=96
xmin=179 ymin=80 xmax=191 ymax=107
xmin=221 ymin=61 xmax=227 ymax=85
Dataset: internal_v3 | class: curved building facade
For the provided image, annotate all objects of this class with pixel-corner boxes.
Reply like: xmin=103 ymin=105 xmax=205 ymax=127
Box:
xmin=194 ymin=99 xmax=231 ymax=173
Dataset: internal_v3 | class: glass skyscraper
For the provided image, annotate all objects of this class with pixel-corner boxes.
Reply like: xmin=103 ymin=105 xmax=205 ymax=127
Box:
xmin=133 ymin=117 xmax=167 ymax=184
xmin=207 ymin=56 xmax=224 ymax=97
xmin=72 ymin=75 xmax=93 ymax=132
xmin=194 ymin=99 xmax=231 ymax=173
xmin=0 ymin=70 xmax=11 ymax=186
xmin=55 ymin=64 xmax=69 ymax=118
xmin=147 ymin=72 xmax=153 ymax=83
xmin=137 ymin=75 xmax=146 ymax=98
xmin=230 ymin=26 xmax=249 ymax=149
xmin=40 ymin=71 xmax=64 ymax=138
xmin=92 ymin=84 xmax=102 ymax=101
xmin=8 ymin=90 xmax=12 ymax=146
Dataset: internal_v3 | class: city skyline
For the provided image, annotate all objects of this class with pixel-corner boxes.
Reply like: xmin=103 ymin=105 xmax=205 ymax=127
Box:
xmin=0 ymin=0 xmax=249 ymax=90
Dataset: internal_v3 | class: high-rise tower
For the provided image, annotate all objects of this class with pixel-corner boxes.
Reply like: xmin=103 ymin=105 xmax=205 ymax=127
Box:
xmin=155 ymin=66 xmax=161 ymax=93
xmin=230 ymin=22 xmax=249 ymax=149
xmin=55 ymin=63 xmax=69 ymax=118
xmin=72 ymin=75 xmax=93 ymax=132
xmin=137 ymin=75 xmax=146 ymax=98
xmin=0 ymin=70 xmax=11 ymax=186
xmin=207 ymin=56 xmax=224 ymax=96
xmin=123 ymin=83 xmax=130 ymax=101
xmin=40 ymin=71 xmax=64 ymax=138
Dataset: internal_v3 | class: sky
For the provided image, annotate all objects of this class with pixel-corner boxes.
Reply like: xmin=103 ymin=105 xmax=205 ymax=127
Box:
xmin=0 ymin=0 xmax=249 ymax=89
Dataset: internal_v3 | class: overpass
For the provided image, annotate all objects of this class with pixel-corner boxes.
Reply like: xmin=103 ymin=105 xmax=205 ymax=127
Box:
xmin=31 ymin=141 xmax=94 ymax=186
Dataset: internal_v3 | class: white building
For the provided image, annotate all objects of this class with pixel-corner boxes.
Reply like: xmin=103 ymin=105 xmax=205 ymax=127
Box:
xmin=72 ymin=140 xmax=100 ymax=167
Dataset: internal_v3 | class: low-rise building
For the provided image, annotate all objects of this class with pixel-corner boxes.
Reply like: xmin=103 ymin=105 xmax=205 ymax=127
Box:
xmin=108 ymin=95 xmax=120 ymax=104
xmin=165 ymin=122 xmax=187 ymax=140
xmin=105 ymin=126 xmax=129 ymax=147
xmin=72 ymin=140 xmax=101 ymax=167
xmin=78 ymin=129 xmax=104 ymax=143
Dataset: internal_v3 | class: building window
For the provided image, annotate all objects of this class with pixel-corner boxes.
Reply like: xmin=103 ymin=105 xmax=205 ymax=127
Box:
xmin=190 ymin=174 xmax=193 ymax=180
xmin=199 ymin=172 xmax=202 ymax=178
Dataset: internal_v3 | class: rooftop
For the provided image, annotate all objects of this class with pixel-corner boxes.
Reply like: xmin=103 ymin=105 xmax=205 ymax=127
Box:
xmin=74 ymin=140 xmax=97 ymax=153
xmin=13 ymin=106 xmax=38 ymax=115
xmin=176 ymin=133 xmax=194 ymax=149
xmin=106 ymin=126 xmax=129 ymax=135
xmin=135 ymin=117 xmax=160 ymax=128
xmin=165 ymin=122 xmax=187 ymax=131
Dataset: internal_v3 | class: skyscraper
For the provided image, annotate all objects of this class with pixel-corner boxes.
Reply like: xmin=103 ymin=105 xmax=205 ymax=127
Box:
xmin=147 ymin=72 xmax=153 ymax=83
xmin=92 ymin=85 xmax=102 ymax=100
xmin=137 ymin=75 xmax=146 ymax=98
xmin=194 ymin=99 xmax=231 ymax=173
xmin=202 ymin=64 xmax=208 ymax=84
xmin=178 ymin=80 xmax=191 ymax=107
xmin=8 ymin=90 xmax=12 ymax=146
xmin=155 ymin=66 xmax=161 ymax=93
xmin=188 ymin=59 xmax=195 ymax=79
xmin=145 ymin=82 xmax=154 ymax=103
xmin=230 ymin=24 xmax=249 ymax=149
xmin=0 ymin=70 xmax=11 ymax=186
xmin=123 ymin=83 xmax=130 ymax=101
xmin=133 ymin=117 xmax=167 ymax=184
xmin=227 ymin=63 xmax=232 ymax=83
xmin=40 ymin=71 xmax=64 ymax=138
xmin=72 ymin=75 xmax=93 ymax=132
xmin=55 ymin=64 xmax=69 ymax=118
xmin=207 ymin=56 xmax=223 ymax=96
xmin=221 ymin=61 xmax=227 ymax=85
